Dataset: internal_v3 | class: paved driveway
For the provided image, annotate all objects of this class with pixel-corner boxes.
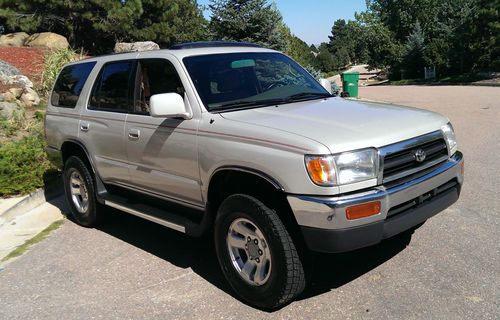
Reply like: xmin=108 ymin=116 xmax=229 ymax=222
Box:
xmin=1 ymin=85 xmax=499 ymax=319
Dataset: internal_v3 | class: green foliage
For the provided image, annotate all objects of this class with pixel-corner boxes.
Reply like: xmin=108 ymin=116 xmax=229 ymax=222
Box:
xmin=40 ymin=48 xmax=84 ymax=96
xmin=92 ymin=0 xmax=208 ymax=49
xmin=313 ymin=46 xmax=336 ymax=73
xmin=0 ymin=133 xmax=55 ymax=196
xmin=361 ymin=0 xmax=500 ymax=77
xmin=280 ymin=25 xmax=315 ymax=67
xmin=328 ymin=19 xmax=368 ymax=67
xmin=208 ymin=0 xmax=286 ymax=50
xmin=0 ymin=105 xmax=25 ymax=137
xmin=0 ymin=0 xmax=208 ymax=54
xmin=403 ymin=21 xmax=426 ymax=78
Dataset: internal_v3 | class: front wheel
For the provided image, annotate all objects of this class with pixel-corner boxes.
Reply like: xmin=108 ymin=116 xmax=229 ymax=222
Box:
xmin=214 ymin=194 xmax=305 ymax=310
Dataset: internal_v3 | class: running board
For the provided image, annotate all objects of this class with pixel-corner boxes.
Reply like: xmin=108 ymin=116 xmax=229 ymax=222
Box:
xmin=104 ymin=200 xmax=186 ymax=233
xmin=96 ymin=182 xmax=213 ymax=237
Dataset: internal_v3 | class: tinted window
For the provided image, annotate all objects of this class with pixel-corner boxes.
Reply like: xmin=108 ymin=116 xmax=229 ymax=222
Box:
xmin=51 ymin=62 xmax=96 ymax=108
xmin=89 ymin=61 xmax=135 ymax=112
xmin=134 ymin=59 xmax=184 ymax=114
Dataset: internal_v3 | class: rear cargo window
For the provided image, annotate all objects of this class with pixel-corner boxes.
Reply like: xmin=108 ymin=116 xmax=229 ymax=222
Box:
xmin=51 ymin=62 xmax=96 ymax=108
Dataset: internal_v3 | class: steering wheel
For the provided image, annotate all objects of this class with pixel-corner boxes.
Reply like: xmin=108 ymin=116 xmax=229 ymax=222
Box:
xmin=265 ymin=81 xmax=287 ymax=91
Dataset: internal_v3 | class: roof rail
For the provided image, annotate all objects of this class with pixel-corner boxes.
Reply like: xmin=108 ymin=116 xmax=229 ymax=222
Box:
xmin=170 ymin=41 xmax=262 ymax=50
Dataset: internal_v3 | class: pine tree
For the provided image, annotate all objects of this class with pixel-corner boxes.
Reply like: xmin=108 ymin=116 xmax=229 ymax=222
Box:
xmin=208 ymin=0 xmax=286 ymax=50
xmin=0 ymin=0 xmax=207 ymax=54
xmin=403 ymin=20 xmax=426 ymax=78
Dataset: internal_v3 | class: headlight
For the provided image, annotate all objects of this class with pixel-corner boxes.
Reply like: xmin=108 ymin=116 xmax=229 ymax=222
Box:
xmin=441 ymin=123 xmax=457 ymax=155
xmin=305 ymin=148 xmax=378 ymax=186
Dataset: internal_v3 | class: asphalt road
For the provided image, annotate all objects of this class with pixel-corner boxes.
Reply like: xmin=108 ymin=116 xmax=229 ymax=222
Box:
xmin=1 ymin=85 xmax=499 ymax=319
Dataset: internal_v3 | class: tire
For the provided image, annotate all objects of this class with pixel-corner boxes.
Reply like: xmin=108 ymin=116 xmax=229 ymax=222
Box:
xmin=63 ymin=156 xmax=102 ymax=227
xmin=214 ymin=194 xmax=305 ymax=310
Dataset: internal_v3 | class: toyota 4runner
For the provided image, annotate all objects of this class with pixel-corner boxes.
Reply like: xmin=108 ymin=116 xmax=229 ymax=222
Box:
xmin=45 ymin=41 xmax=464 ymax=309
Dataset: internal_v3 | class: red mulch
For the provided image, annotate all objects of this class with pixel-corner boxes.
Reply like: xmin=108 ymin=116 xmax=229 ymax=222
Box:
xmin=0 ymin=47 xmax=47 ymax=84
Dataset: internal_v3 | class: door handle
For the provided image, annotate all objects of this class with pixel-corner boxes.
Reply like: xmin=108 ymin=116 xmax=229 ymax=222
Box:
xmin=128 ymin=129 xmax=140 ymax=139
xmin=80 ymin=123 xmax=89 ymax=132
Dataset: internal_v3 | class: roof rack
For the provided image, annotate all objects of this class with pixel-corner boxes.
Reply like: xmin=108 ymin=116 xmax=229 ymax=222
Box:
xmin=169 ymin=41 xmax=262 ymax=50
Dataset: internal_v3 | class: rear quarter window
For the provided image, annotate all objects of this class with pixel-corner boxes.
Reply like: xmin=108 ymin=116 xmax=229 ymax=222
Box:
xmin=51 ymin=62 xmax=96 ymax=108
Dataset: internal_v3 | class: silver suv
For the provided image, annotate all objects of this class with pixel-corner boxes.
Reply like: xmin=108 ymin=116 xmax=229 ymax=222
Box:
xmin=45 ymin=41 xmax=464 ymax=309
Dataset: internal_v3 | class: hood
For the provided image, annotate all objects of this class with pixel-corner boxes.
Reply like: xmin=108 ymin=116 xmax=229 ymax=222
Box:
xmin=220 ymin=97 xmax=449 ymax=153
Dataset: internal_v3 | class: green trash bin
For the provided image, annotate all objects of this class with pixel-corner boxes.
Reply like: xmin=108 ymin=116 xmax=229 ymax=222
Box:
xmin=341 ymin=72 xmax=359 ymax=98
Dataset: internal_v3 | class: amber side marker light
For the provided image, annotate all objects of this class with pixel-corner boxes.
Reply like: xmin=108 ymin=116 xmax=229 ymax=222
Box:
xmin=460 ymin=161 xmax=465 ymax=175
xmin=346 ymin=201 xmax=381 ymax=220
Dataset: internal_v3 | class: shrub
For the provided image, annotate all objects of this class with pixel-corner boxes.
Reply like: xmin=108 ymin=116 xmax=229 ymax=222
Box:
xmin=0 ymin=133 xmax=56 ymax=196
xmin=39 ymin=48 xmax=85 ymax=96
xmin=0 ymin=105 xmax=25 ymax=137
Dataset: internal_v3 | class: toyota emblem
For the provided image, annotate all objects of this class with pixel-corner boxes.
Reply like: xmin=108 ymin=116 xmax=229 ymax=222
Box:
xmin=414 ymin=149 xmax=426 ymax=162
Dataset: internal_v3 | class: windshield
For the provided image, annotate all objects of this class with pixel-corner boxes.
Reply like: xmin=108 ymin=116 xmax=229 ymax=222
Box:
xmin=183 ymin=52 xmax=330 ymax=112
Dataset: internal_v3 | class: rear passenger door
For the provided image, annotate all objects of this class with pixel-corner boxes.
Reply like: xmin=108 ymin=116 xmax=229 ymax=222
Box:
xmin=125 ymin=58 xmax=202 ymax=206
xmin=79 ymin=60 xmax=136 ymax=185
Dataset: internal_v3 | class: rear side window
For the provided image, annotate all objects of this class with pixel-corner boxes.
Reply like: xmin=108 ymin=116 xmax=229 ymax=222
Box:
xmin=89 ymin=60 xmax=135 ymax=112
xmin=51 ymin=62 xmax=96 ymax=108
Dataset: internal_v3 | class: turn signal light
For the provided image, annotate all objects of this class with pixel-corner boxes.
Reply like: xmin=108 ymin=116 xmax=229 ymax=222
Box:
xmin=346 ymin=201 xmax=381 ymax=220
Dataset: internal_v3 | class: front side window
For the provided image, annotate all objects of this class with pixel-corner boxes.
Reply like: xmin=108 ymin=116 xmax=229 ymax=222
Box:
xmin=89 ymin=61 xmax=135 ymax=112
xmin=183 ymin=52 xmax=329 ymax=112
xmin=51 ymin=62 xmax=96 ymax=108
xmin=134 ymin=59 xmax=184 ymax=114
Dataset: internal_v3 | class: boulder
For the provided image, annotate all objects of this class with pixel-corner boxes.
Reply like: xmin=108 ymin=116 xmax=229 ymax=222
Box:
xmin=25 ymin=32 xmax=69 ymax=50
xmin=0 ymin=32 xmax=30 ymax=47
xmin=2 ymin=91 xmax=16 ymax=102
xmin=8 ymin=87 xmax=23 ymax=99
xmin=1 ymin=74 xmax=33 ymax=88
xmin=114 ymin=41 xmax=160 ymax=53
xmin=20 ymin=87 xmax=40 ymax=108
xmin=0 ymin=60 xmax=21 ymax=78
xmin=0 ymin=101 xmax=20 ymax=120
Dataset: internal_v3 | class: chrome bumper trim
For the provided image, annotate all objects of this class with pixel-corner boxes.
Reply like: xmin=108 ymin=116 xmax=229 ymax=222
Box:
xmin=288 ymin=151 xmax=463 ymax=230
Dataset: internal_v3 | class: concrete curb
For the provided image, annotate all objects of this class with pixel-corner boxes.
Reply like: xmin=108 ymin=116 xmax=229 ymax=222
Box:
xmin=0 ymin=178 xmax=63 ymax=226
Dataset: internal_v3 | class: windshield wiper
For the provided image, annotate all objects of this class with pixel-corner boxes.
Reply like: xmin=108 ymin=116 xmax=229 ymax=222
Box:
xmin=209 ymin=98 xmax=286 ymax=112
xmin=284 ymin=92 xmax=333 ymax=102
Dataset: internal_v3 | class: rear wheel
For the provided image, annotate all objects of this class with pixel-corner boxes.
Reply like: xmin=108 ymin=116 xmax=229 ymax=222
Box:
xmin=63 ymin=156 xmax=102 ymax=227
xmin=214 ymin=194 xmax=305 ymax=310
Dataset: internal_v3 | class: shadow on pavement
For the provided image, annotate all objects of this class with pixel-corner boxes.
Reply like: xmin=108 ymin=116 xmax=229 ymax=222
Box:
xmin=298 ymin=231 xmax=412 ymax=301
xmin=88 ymin=207 xmax=413 ymax=305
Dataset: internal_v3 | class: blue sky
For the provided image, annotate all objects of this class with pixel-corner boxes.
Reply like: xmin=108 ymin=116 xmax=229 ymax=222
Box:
xmin=197 ymin=0 xmax=367 ymax=45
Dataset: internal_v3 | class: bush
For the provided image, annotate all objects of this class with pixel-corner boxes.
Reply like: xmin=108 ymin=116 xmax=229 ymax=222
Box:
xmin=0 ymin=133 xmax=56 ymax=196
xmin=0 ymin=105 xmax=25 ymax=137
xmin=39 ymin=48 xmax=85 ymax=96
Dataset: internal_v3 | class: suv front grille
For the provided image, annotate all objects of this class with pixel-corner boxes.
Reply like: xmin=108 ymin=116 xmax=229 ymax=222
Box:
xmin=381 ymin=132 xmax=449 ymax=185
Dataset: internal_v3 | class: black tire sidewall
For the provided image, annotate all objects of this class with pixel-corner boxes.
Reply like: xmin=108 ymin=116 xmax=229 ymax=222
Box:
xmin=214 ymin=194 xmax=302 ymax=309
xmin=63 ymin=156 xmax=98 ymax=227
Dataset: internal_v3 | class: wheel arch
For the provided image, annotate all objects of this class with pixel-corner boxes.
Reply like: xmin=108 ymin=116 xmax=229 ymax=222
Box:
xmin=61 ymin=139 xmax=95 ymax=173
xmin=207 ymin=167 xmax=302 ymax=241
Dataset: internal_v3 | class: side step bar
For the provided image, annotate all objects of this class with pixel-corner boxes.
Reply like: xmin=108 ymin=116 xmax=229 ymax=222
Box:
xmin=105 ymin=200 xmax=186 ymax=233
xmin=95 ymin=177 xmax=213 ymax=237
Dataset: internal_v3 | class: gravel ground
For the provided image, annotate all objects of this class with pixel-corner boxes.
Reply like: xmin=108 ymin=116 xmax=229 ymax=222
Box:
xmin=1 ymin=85 xmax=499 ymax=319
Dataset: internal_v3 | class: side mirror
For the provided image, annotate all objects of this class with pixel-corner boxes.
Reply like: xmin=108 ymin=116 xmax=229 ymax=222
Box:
xmin=150 ymin=93 xmax=191 ymax=119
xmin=319 ymin=78 xmax=333 ymax=94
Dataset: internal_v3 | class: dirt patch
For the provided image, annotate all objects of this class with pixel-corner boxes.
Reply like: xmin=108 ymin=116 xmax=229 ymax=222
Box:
xmin=0 ymin=47 xmax=47 ymax=85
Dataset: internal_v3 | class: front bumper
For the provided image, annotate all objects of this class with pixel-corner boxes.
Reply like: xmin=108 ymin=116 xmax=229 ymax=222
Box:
xmin=288 ymin=151 xmax=464 ymax=253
